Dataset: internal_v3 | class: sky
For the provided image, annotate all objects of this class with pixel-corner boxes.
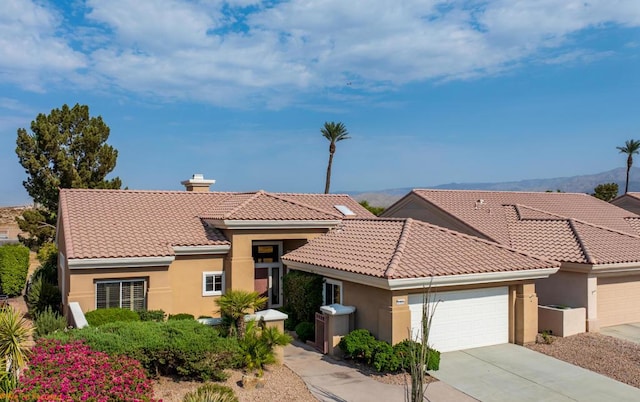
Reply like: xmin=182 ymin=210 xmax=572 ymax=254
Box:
xmin=1 ymin=0 xmax=640 ymax=206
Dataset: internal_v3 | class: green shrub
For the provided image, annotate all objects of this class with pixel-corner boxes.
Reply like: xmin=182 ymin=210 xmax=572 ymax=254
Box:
xmin=32 ymin=242 xmax=58 ymax=284
xmin=392 ymin=339 xmax=440 ymax=371
xmin=372 ymin=341 xmax=400 ymax=372
xmin=0 ymin=244 xmax=30 ymax=296
xmin=26 ymin=276 xmax=61 ymax=315
xmin=34 ymin=306 xmax=67 ymax=338
xmin=338 ymin=329 xmax=378 ymax=362
xmin=47 ymin=320 xmax=242 ymax=381
xmin=294 ymin=321 xmax=314 ymax=343
xmin=168 ymin=313 xmax=195 ymax=321
xmin=283 ymin=271 xmax=322 ymax=325
xmin=183 ymin=383 xmax=238 ymax=402
xmin=137 ymin=309 xmax=166 ymax=322
xmin=85 ymin=308 xmax=140 ymax=326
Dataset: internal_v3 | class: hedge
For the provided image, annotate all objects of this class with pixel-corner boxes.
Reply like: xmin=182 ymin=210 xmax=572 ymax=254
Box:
xmin=47 ymin=319 xmax=242 ymax=381
xmin=85 ymin=308 xmax=140 ymax=326
xmin=0 ymin=243 xmax=29 ymax=296
xmin=282 ymin=271 xmax=323 ymax=328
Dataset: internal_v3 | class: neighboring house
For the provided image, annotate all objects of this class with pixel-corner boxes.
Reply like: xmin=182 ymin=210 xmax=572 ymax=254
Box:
xmin=612 ymin=192 xmax=640 ymax=215
xmin=0 ymin=206 xmax=29 ymax=246
xmin=382 ymin=189 xmax=640 ymax=331
xmin=281 ymin=218 xmax=559 ymax=352
xmin=56 ymin=175 xmax=374 ymax=319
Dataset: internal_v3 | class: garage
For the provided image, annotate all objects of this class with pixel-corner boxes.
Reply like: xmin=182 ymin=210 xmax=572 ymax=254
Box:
xmin=597 ymin=275 xmax=640 ymax=328
xmin=409 ymin=287 xmax=509 ymax=352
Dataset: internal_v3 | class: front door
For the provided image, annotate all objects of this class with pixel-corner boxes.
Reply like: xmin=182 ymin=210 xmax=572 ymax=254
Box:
xmin=252 ymin=241 xmax=283 ymax=308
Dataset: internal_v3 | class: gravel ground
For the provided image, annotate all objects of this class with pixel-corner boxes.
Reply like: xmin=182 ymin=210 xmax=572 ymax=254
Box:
xmin=339 ymin=359 xmax=437 ymax=386
xmin=527 ymin=332 xmax=640 ymax=388
xmin=154 ymin=364 xmax=316 ymax=402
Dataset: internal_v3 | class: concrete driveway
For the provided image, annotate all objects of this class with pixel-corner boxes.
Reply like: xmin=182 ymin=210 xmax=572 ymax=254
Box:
xmin=601 ymin=323 xmax=640 ymax=344
xmin=429 ymin=344 xmax=640 ymax=402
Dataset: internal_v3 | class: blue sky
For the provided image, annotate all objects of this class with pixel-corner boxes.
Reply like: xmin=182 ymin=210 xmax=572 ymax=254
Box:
xmin=1 ymin=0 xmax=640 ymax=206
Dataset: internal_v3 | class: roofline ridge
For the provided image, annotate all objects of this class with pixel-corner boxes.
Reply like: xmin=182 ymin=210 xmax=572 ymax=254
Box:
xmin=271 ymin=193 xmax=343 ymax=218
xmin=58 ymin=191 xmax=75 ymax=259
xmin=384 ymin=219 xmax=412 ymax=278
xmin=568 ymin=219 xmax=597 ymax=264
xmin=412 ymin=189 xmax=590 ymax=195
xmin=273 ymin=192 xmax=353 ymax=197
xmin=223 ymin=191 xmax=263 ymax=218
xmin=410 ymin=219 xmax=560 ymax=266
xmin=513 ymin=204 xmax=640 ymax=239
xmin=59 ymin=188 xmax=239 ymax=195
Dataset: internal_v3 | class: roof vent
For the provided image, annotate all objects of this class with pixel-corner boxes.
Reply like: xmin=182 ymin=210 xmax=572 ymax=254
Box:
xmin=334 ymin=205 xmax=356 ymax=216
xmin=181 ymin=174 xmax=216 ymax=192
xmin=474 ymin=199 xmax=485 ymax=209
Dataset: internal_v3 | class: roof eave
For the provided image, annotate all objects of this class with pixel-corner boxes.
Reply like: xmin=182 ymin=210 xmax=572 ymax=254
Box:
xmin=206 ymin=219 xmax=341 ymax=230
xmin=283 ymin=260 xmax=559 ymax=291
xmin=67 ymin=256 xmax=175 ymax=269
xmin=173 ymin=245 xmax=230 ymax=255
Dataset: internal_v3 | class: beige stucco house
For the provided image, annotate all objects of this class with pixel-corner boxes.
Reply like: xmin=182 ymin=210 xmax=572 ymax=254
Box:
xmin=282 ymin=218 xmax=558 ymax=352
xmin=56 ymin=175 xmax=373 ymax=319
xmin=56 ymin=177 xmax=561 ymax=352
xmin=383 ymin=189 xmax=640 ymax=331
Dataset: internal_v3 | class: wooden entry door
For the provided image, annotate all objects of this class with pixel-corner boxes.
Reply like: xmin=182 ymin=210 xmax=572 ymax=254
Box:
xmin=252 ymin=241 xmax=283 ymax=308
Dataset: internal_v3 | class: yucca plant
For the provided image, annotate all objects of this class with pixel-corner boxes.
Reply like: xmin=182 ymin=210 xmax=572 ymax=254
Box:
xmin=0 ymin=306 xmax=32 ymax=380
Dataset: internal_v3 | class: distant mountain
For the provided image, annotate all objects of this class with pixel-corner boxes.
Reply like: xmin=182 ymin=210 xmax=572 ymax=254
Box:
xmin=349 ymin=167 xmax=640 ymax=208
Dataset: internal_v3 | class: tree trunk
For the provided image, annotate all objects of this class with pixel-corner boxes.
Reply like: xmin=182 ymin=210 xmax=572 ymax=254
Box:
xmin=626 ymin=155 xmax=633 ymax=193
xmin=324 ymin=151 xmax=334 ymax=194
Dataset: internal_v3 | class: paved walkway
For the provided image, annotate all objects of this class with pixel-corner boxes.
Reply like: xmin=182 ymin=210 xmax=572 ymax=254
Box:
xmin=284 ymin=341 xmax=476 ymax=402
xmin=601 ymin=323 xmax=640 ymax=344
xmin=430 ymin=344 xmax=640 ymax=402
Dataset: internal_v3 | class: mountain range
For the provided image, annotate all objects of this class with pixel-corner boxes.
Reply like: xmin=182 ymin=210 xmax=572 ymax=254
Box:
xmin=348 ymin=167 xmax=640 ymax=207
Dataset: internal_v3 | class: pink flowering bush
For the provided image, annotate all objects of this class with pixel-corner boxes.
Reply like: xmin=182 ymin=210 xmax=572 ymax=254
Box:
xmin=14 ymin=339 xmax=157 ymax=401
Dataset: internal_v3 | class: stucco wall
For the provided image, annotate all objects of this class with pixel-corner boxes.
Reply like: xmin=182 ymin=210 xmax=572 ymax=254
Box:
xmin=381 ymin=195 xmax=488 ymax=239
xmin=536 ymin=270 xmax=588 ymax=308
xmin=168 ymin=255 xmax=225 ymax=317
xmin=341 ymin=280 xmax=394 ymax=342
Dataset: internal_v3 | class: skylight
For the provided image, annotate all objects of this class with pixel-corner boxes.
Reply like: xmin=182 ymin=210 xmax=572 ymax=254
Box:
xmin=334 ymin=205 xmax=356 ymax=216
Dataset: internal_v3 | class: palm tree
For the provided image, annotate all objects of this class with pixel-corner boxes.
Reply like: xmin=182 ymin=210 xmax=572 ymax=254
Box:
xmin=617 ymin=139 xmax=640 ymax=193
xmin=321 ymin=122 xmax=350 ymax=194
xmin=215 ymin=290 xmax=267 ymax=338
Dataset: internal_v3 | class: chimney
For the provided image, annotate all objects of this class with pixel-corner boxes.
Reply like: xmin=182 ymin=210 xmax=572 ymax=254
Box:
xmin=181 ymin=174 xmax=215 ymax=192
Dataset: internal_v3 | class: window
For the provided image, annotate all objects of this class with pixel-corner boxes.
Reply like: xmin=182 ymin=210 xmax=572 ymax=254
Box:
xmin=203 ymin=271 xmax=224 ymax=296
xmin=324 ymin=279 xmax=342 ymax=305
xmin=0 ymin=231 xmax=8 ymax=240
xmin=96 ymin=279 xmax=146 ymax=311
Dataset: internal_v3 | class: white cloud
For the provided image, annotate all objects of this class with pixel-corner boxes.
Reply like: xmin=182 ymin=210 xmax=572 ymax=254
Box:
xmin=0 ymin=0 xmax=86 ymax=91
xmin=2 ymin=0 xmax=640 ymax=105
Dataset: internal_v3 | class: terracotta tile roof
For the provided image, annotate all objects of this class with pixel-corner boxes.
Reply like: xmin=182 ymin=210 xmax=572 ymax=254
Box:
xmin=200 ymin=191 xmax=343 ymax=220
xmin=59 ymin=189 xmax=373 ymax=260
xmin=282 ymin=218 xmax=558 ymax=280
xmin=410 ymin=190 xmax=640 ymax=264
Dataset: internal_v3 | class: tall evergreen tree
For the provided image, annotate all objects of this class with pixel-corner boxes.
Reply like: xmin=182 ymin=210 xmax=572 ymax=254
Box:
xmin=15 ymin=104 xmax=121 ymax=247
xmin=321 ymin=121 xmax=350 ymax=194
xmin=617 ymin=139 xmax=640 ymax=194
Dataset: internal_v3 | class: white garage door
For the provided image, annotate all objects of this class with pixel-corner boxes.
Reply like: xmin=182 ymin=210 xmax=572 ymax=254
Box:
xmin=409 ymin=287 xmax=509 ymax=352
